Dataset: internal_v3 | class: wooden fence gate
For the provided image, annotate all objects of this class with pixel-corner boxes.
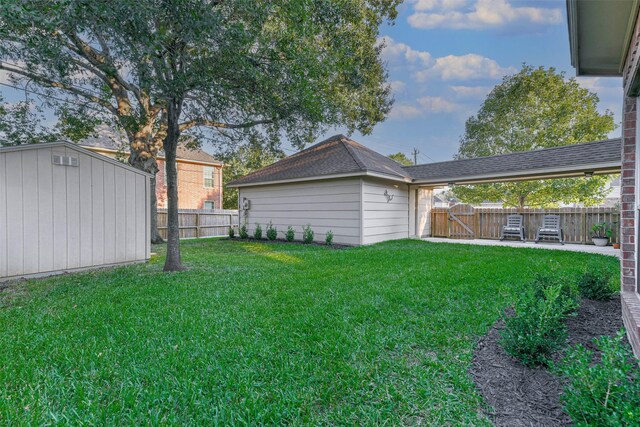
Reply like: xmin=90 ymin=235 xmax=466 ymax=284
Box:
xmin=448 ymin=204 xmax=475 ymax=239
xmin=431 ymin=206 xmax=620 ymax=244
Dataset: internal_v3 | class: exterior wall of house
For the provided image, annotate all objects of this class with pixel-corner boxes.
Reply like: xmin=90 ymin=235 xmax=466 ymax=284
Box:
xmin=238 ymin=178 xmax=362 ymax=245
xmin=0 ymin=144 xmax=150 ymax=281
xmin=155 ymin=159 xmax=223 ymax=210
xmin=621 ymin=15 xmax=640 ymax=357
xmin=361 ymin=178 xmax=409 ymax=245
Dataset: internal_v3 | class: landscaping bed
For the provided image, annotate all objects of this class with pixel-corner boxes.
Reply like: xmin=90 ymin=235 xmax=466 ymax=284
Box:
xmin=472 ymin=297 xmax=626 ymax=427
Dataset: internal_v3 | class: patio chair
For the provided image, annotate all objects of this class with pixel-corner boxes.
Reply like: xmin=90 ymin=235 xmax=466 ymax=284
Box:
xmin=535 ymin=214 xmax=564 ymax=245
xmin=500 ymin=214 xmax=525 ymax=242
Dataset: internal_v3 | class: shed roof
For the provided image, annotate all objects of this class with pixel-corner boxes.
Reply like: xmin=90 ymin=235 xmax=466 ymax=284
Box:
xmin=227 ymin=135 xmax=411 ymax=187
xmin=228 ymin=136 xmax=622 ymax=188
xmin=404 ymin=138 xmax=622 ymax=185
xmin=0 ymin=141 xmax=154 ymax=177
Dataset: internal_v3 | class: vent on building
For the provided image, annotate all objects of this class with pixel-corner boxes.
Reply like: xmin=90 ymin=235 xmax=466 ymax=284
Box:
xmin=52 ymin=155 xmax=79 ymax=167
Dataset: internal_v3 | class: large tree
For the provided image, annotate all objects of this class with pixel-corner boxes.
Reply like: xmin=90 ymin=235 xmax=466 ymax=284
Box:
xmin=76 ymin=0 xmax=398 ymax=270
xmin=452 ymin=65 xmax=616 ymax=208
xmin=0 ymin=1 xmax=169 ymax=243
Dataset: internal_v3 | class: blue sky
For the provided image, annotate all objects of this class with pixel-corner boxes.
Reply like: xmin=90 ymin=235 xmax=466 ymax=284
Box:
xmin=344 ymin=0 xmax=623 ymax=164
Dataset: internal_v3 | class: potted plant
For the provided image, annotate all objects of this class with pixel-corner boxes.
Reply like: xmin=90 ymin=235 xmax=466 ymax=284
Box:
xmin=591 ymin=222 xmax=612 ymax=247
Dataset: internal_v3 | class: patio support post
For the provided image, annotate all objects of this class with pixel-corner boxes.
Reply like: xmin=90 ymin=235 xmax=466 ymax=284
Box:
xmin=416 ymin=187 xmax=433 ymax=238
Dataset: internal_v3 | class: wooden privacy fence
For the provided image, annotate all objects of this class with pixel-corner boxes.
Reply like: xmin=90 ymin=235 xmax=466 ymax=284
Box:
xmin=157 ymin=209 xmax=239 ymax=239
xmin=431 ymin=206 xmax=620 ymax=244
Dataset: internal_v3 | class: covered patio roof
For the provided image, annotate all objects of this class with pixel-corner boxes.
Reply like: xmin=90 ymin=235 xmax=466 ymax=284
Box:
xmin=405 ymin=138 xmax=621 ymax=186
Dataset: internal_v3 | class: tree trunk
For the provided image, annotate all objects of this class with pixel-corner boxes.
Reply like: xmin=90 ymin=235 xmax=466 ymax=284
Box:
xmin=149 ymin=177 xmax=165 ymax=244
xmin=163 ymin=98 xmax=185 ymax=271
xmin=128 ymin=133 xmax=165 ymax=244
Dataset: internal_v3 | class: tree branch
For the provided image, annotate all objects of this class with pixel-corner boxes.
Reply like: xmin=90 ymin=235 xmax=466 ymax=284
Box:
xmin=179 ymin=118 xmax=274 ymax=132
xmin=0 ymin=63 xmax=118 ymax=115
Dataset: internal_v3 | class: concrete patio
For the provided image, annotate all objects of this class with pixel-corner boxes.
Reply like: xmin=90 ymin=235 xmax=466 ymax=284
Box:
xmin=423 ymin=237 xmax=620 ymax=257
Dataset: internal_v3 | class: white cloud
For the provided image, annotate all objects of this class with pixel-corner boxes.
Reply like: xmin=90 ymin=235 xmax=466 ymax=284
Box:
xmin=389 ymin=80 xmax=407 ymax=94
xmin=416 ymin=54 xmax=515 ymax=81
xmin=449 ymin=85 xmax=493 ymax=98
xmin=388 ymin=104 xmax=424 ymax=120
xmin=417 ymin=96 xmax=458 ymax=113
xmin=379 ymin=36 xmax=431 ymax=68
xmin=408 ymin=0 xmax=562 ymax=30
xmin=381 ymin=37 xmax=514 ymax=82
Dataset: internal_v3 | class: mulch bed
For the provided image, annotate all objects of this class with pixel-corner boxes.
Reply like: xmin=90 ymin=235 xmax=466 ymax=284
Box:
xmin=471 ymin=297 xmax=625 ymax=427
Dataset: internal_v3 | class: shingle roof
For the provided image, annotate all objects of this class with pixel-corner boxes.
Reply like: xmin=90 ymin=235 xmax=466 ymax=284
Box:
xmin=227 ymin=135 xmax=411 ymax=186
xmin=81 ymin=126 xmax=222 ymax=166
xmin=404 ymin=138 xmax=622 ymax=184
xmin=227 ymin=137 xmax=622 ymax=187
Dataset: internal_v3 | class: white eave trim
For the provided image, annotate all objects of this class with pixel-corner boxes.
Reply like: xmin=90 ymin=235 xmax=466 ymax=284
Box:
xmin=227 ymin=171 xmax=411 ymax=188
xmin=411 ymin=161 xmax=621 ymax=186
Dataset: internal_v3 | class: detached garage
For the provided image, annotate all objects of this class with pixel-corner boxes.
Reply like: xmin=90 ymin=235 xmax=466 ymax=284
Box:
xmin=0 ymin=141 xmax=151 ymax=281
xmin=227 ymin=135 xmax=413 ymax=245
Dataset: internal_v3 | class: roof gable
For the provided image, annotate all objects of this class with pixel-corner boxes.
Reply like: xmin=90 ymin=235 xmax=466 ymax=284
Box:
xmin=227 ymin=135 xmax=411 ymax=187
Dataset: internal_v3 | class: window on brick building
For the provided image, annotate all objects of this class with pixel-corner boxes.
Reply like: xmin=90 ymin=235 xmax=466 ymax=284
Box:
xmin=203 ymin=166 xmax=215 ymax=188
xmin=204 ymin=200 xmax=215 ymax=210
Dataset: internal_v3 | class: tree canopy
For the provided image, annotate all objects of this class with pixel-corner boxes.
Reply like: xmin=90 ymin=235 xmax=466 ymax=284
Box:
xmin=453 ymin=65 xmax=616 ymax=208
xmin=1 ymin=0 xmax=399 ymax=269
xmin=388 ymin=152 xmax=413 ymax=166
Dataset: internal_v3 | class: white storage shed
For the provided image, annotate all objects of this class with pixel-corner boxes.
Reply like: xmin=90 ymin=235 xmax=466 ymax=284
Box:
xmin=0 ymin=141 xmax=152 ymax=281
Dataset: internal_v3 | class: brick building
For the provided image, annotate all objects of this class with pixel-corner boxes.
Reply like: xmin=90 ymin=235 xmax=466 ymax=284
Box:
xmin=568 ymin=0 xmax=640 ymax=356
xmin=81 ymin=130 xmax=223 ymax=210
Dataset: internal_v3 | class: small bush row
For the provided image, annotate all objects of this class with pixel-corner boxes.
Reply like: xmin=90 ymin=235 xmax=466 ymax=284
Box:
xmin=230 ymin=223 xmax=334 ymax=245
xmin=499 ymin=267 xmax=616 ymax=367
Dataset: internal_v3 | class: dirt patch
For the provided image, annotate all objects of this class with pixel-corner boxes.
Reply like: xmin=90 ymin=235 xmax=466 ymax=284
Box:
xmin=471 ymin=297 xmax=624 ymax=427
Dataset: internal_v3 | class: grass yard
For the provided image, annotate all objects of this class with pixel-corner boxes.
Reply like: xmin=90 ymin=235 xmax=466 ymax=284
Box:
xmin=0 ymin=239 xmax=619 ymax=425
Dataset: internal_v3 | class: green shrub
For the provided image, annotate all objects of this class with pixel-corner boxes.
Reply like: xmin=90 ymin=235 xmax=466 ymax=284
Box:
xmin=254 ymin=223 xmax=262 ymax=240
xmin=556 ymin=332 xmax=640 ymax=426
xmin=530 ymin=269 xmax=580 ymax=313
xmin=285 ymin=226 xmax=295 ymax=242
xmin=499 ymin=284 xmax=574 ymax=366
xmin=239 ymin=223 xmax=248 ymax=239
xmin=228 ymin=227 xmax=235 ymax=238
xmin=302 ymin=225 xmax=314 ymax=244
xmin=266 ymin=221 xmax=277 ymax=241
xmin=578 ymin=269 xmax=616 ymax=301
xmin=325 ymin=230 xmax=333 ymax=246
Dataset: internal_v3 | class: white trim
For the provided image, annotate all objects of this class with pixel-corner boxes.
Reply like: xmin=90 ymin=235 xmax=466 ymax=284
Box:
xmin=227 ymin=171 xmax=410 ymax=188
xmin=0 ymin=141 xmax=154 ymax=178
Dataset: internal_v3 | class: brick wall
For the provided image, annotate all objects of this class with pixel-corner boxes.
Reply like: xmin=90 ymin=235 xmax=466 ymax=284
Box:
xmin=621 ymin=12 xmax=640 ymax=357
xmin=156 ymin=159 xmax=223 ymax=210
xmin=621 ymin=97 xmax=637 ymax=293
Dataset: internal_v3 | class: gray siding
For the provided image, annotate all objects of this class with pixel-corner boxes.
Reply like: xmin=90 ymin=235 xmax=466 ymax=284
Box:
xmin=239 ymin=178 xmax=362 ymax=245
xmin=0 ymin=144 xmax=150 ymax=280
xmin=361 ymin=178 xmax=409 ymax=245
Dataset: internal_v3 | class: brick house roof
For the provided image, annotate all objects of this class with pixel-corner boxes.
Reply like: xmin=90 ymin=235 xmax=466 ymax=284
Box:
xmin=228 ymin=136 xmax=622 ymax=187
xmin=81 ymin=127 xmax=222 ymax=166
xmin=227 ymin=134 xmax=411 ymax=186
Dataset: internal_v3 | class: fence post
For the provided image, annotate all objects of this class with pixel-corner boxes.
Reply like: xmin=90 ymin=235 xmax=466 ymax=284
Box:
xmin=195 ymin=212 xmax=200 ymax=238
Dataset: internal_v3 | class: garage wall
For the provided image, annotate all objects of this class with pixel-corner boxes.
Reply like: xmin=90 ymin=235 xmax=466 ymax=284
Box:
xmin=0 ymin=144 xmax=150 ymax=280
xmin=361 ymin=178 xmax=409 ymax=245
xmin=239 ymin=178 xmax=362 ymax=245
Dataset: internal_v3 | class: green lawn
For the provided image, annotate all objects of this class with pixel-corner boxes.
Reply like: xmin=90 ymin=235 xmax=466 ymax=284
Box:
xmin=0 ymin=239 xmax=619 ymax=425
